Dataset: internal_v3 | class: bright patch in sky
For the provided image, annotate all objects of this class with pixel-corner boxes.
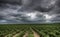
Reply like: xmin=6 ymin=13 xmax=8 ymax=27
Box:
xmin=0 ymin=20 xmax=7 ymax=22
xmin=44 ymin=14 xmax=52 ymax=20
xmin=26 ymin=12 xmax=37 ymax=20
xmin=43 ymin=14 xmax=56 ymax=22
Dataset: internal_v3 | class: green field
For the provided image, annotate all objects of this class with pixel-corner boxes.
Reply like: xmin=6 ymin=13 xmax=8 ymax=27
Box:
xmin=0 ymin=24 xmax=60 ymax=37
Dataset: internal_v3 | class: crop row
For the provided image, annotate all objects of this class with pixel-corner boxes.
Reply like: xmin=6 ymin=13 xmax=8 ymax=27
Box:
xmin=31 ymin=25 xmax=60 ymax=37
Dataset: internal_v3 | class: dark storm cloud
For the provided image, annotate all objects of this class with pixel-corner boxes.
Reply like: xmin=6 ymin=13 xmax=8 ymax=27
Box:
xmin=0 ymin=0 xmax=60 ymax=23
xmin=0 ymin=0 xmax=22 ymax=5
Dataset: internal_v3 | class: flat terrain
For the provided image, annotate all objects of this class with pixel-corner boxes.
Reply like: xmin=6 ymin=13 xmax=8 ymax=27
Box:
xmin=0 ymin=24 xmax=60 ymax=37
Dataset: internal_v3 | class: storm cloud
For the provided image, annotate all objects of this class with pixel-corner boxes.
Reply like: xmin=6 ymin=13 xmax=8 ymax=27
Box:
xmin=0 ymin=0 xmax=60 ymax=23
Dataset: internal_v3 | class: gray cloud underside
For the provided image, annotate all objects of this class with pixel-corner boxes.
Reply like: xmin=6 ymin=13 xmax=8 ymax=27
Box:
xmin=0 ymin=0 xmax=60 ymax=23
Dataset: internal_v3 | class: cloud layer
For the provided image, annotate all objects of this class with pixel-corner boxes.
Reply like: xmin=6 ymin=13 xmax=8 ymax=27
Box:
xmin=0 ymin=0 xmax=60 ymax=23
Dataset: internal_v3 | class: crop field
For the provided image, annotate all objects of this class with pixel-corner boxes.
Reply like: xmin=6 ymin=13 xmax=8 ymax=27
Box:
xmin=0 ymin=24 xmax=60 ymax=37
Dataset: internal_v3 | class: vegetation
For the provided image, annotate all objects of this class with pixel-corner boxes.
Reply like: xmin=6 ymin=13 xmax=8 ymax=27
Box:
xmin=0 ymin=24 xmax=60 ymax=37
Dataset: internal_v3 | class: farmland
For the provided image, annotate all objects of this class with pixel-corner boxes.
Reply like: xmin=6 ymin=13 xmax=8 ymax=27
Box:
xmin=0 ymin=23 xmax=60 ymax=37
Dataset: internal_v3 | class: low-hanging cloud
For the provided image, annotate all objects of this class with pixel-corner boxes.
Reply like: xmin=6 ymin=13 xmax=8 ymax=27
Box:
xmin=0 ymin=0 xmax=60 ymax=23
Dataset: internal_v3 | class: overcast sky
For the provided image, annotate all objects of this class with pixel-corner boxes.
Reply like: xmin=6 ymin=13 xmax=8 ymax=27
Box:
xmin=0 ymin=0 xmax=60 ymax=24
